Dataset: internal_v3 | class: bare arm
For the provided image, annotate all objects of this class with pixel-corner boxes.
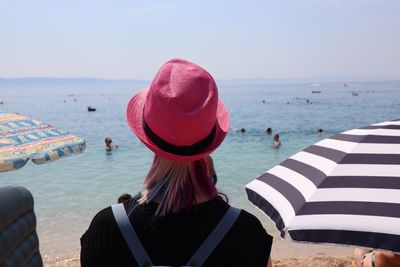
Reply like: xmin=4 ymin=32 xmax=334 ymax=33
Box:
xmin=376 ymin=252 xmax=400 ymax=267
xmin=355 ymin=250 xmax=400 ymax=267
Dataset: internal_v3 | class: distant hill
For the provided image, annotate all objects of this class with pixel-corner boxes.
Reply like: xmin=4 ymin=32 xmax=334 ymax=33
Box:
xmin=218 ymin=75 xmax=400 ymax=85
xmin=0 ymin=76 xmax=398 ymax=90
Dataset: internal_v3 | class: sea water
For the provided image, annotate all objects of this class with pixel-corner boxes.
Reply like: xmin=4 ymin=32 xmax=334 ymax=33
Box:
xmin=1 ymin=81 xmax=399 ymax=259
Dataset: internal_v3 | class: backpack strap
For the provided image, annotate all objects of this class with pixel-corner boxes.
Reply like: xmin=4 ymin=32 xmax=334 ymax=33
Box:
xmin=112 ymin=204 xmax=154 ymax=267
xmin=112 ymin=204 xmax=241 ymax=267
xmin=185 ymin=207 xmax=241 ymax=267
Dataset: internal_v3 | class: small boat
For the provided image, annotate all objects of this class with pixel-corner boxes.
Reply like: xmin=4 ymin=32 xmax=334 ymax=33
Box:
xmin=311 ymin=90 xmax=321 ymax=94
xmin=352 ymin=92 xmax=359 ymax=96
xmin=87 ymin=106 xmax=96 ymax=112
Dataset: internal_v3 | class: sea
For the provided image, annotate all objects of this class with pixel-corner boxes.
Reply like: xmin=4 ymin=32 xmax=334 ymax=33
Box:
xmin=1 ymin=80 xmax=400 ymax=260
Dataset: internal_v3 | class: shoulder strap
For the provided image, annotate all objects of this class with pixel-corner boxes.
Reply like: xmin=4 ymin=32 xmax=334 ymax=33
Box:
xmin=112 ymin=204 xmax=241 ymax=267
xmin=185 ymin=207 xmax=241 ymax=267
xmin=111 ymin=204 xmax=154 ymax=267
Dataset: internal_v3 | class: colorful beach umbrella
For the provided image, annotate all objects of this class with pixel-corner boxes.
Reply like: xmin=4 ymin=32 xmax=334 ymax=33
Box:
xmin=0 ymin=113 xmax=86 ymax=172
xmin=246 ymin=119 xmax=400 ymax=253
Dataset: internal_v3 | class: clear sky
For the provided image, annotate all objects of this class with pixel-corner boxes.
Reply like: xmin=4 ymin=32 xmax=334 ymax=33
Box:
xmin=0 ymin=0 xmax=399 ymax=80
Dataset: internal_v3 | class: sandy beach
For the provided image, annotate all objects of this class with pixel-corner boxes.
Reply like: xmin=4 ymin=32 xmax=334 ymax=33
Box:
xmin=273 ymin=255 xmax=354 ymax=267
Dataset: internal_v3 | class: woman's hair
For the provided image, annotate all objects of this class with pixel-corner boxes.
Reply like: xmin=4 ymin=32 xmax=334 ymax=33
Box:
xmin=139 ymin=155 xmax=218 ymax=216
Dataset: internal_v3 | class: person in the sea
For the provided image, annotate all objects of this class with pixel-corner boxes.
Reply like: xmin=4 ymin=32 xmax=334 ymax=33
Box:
xmin=317 ymin=128 xmax=324 ymax=135
xmin=273 ymin=134 xmax=281 ymax=148
xmin=105 ymin=137 xmax=118 ymax=151
xmin=80 ymin=59 xmax=273 ymax=267
xmin=234 ymin=127 xmax=246 ymax=133
xmin=354 ymin=248 xmax=400 ymax=267
xmin=266 ymin=127 xmax=272 ymax=135
xmin=117 ymin=193 xmax=132 ymax=203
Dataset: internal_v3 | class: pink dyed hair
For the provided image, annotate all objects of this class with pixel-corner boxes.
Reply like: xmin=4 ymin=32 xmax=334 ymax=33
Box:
xmin=139 ymin=155 xmax=217 ymax=216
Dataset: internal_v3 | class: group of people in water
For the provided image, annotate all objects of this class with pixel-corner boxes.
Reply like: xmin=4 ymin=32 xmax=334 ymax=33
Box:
xmin=106 ymin=128 xmax=284 ymax=151
xmin=265 ymin=128 xmax=281 ymax=148
xmin=80 ymin=59 xmax=398 ymax=267
xmin=234 ymin=127 xmax=323 ymax=149
xmin=235 ymin=127 xmax=280 ymax=148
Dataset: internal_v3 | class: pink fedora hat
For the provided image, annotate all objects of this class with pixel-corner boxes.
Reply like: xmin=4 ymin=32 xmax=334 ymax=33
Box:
xmin=126 ymin=58 xmax=229 ymax=162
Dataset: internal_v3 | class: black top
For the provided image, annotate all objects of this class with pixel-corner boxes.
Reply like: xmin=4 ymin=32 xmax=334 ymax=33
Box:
xmin=81 ymin=195 xmax=272 ymax=267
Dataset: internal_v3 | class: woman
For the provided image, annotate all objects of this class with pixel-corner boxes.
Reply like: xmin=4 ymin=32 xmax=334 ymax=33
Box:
xmin=81 ymin=59 xmax=273 ymax=267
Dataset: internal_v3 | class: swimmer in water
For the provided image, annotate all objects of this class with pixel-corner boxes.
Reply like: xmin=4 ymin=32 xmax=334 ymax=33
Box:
xmin=273 ymin=134 xmax=281 ymax=148
xmin=105 ymin=137 xmax=118 ymax=151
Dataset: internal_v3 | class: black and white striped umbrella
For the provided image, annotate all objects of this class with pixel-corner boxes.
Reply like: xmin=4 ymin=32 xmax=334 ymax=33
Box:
xmin=246 ymin=119 xmax=400 ymax=253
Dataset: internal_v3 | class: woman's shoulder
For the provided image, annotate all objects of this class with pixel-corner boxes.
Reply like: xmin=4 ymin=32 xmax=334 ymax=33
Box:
xmin=212 ymin=205 xmax=272 ymax=267
xmin=90 ymin=206 xmax=114 ymax=225
xmin=83 ymin=194 xmax=142 ymax=235
xmin=91 ymin=194 xmax=140 ymax=224
xmin=209 ymin=198 xmax=272 ymax=244
xmin=235 ymin=209 xmax=273 ymax=263
xmin=237 ymin=208 xmax=265 ymax=225
xmin=81 ymin=206 xmax=115 ymax=244
xmin=235 ymin=208 xmax=272 ymax=240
